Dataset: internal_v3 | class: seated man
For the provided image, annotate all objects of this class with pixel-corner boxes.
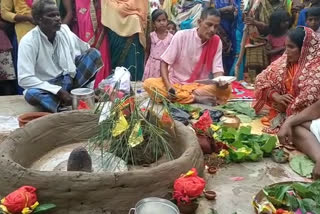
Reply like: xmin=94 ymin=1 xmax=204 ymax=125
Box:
xmin=278 ymin=100 xmax=320 ymax=179
xmin=143 ymin=7 xmax=231 ymax=105
xmin=18 ymin=0 xmax=103 ymax=112
xmin=305 ymin=7 xmax=320 ymax=37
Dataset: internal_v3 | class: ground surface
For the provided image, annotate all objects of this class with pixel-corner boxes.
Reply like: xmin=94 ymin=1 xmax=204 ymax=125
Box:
xmin=0 ymin=95 xmax=309 ymax=214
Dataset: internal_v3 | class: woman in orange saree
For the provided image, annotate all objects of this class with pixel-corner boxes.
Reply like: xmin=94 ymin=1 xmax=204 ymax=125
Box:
xmin=254 ymin=27 xmax=320 ymax=133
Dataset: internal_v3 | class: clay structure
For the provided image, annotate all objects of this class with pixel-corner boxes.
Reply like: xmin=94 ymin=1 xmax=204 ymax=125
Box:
xmin=0 ymin=111 xmax=204 ymax=214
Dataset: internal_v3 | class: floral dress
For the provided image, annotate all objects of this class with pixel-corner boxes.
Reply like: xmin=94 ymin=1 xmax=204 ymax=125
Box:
xmin=0 ymin=29 xmax=15 ymax=80
xmin=143 ymin=31 xmax=173 ymax=80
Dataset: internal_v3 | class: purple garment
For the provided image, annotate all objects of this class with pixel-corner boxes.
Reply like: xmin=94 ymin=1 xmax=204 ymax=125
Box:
xmin=0 ymin=29 xmax=12 ymax=51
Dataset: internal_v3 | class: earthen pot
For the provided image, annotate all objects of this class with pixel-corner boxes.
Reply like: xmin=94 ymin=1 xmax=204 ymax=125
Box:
xmin=197 ymin=134 xmax=215 ymax=154
xmin=271 ymin=149 xmax=289 ymax=164
xmin=220 ymin=114 xmax=240 ymax=129
xmin=207 ymin=166 xmax=218 ymax=174
xmin=18 ymin=112 xmax=51 ymax=127
xmin=177 ymin=200 xmax=199 ymax=214
xmin=204 ymin=190 xmax=217 ymax=200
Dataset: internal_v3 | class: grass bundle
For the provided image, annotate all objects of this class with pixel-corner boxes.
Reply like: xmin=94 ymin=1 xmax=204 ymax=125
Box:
xmin=89 ymin=85 xmax=174 ymax=168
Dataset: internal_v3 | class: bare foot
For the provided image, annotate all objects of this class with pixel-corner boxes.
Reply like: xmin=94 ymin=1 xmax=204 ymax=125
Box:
xmin=194 ymin=95 xmax=217 ymax=106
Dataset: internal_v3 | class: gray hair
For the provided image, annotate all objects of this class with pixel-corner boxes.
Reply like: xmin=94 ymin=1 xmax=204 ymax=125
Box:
xmin=32 ymin=0 xmax=56 ymax=22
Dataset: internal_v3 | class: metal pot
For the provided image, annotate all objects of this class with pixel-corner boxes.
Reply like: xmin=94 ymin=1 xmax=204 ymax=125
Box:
xmin=129 ymin=197 xmax=180 ymax=214
xmin=71 ymin=88 xmax=95 ymax=110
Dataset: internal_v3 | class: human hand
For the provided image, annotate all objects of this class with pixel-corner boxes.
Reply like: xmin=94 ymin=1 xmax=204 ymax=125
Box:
xmin=277 ymin=120 xmax=294 ymax=145
xmin=272 ymin=94 xmax=294 ymax=107
xmin=244 ymin=17 xmax=255 ymax=25
xmin=273 ymin=103 xmax=287 ymax=113
xmin=57 ymin=89 xmax=72 ymax=106
xmin=27 ymin=16 xmax=36 ymax=25
xmin=168 ymin=87 xmax=177 ymax=101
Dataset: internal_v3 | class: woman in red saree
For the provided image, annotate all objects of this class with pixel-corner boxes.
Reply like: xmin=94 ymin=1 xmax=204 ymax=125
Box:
xmin=254 ymin=27 xmax=320 ymax=133
xmin=74 ymin=0 xmax=111 ymax=88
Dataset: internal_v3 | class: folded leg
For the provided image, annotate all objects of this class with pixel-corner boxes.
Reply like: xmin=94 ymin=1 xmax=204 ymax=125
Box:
xmin=25 ymin=88 xmax=60 ymax=113
xmin=73 ymin=48 xmax=103 ymax=88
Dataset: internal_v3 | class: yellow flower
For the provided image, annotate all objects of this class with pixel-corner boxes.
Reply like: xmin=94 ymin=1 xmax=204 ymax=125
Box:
xmin=237 ymin=147 xmax=252 ymax=155
xmin=31 ymin=201 xmax=39 ymax=210
xmin=0 ymin=205 xmax=9 ymax=214
xmin=218 ymin=149 xmax=229 ymax=158
xmin=184 ymin=170 xmax=195 ymax=177
xmin=210 ymin=124 xmax=220 ymax=132
xmin=256 ymin=201 xmax=276 ymax=214
xmin=22 ymin=207 xmax=32 ymax=214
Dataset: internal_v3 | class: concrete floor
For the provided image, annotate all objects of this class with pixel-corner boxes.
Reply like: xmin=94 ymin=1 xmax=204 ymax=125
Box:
xmin=0 ymin=95 xmax=309 ymax=214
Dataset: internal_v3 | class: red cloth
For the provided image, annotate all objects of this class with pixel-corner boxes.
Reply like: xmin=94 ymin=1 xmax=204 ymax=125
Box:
xmin=231 ymin=81 xmax=255 ymax=99
xmin=187 ymin=35 xmax=220 ymax=83
xmin=78 ymin=100 xmax=90 ymax=110
xmin=193 ymin=110 xmax=213 ymax=134
xmin=254 ymin=27 xmax=320 ymax=133
xmin=173 ymin=168 xmax=206 ymax=204
xmin=2 ymin=186 xmax=37 ymax=214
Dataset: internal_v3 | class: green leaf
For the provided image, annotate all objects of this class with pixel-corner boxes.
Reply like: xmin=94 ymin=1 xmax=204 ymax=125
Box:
xmin=292 ymin=182 xmax=314 ymax=199
xmin=289 ymin=155 xmax=315 ymax=178
xmin=301 ymin=198 xmax=320 ymax=212
xmin=221 ymin=102 xmax=256 ymax=118
xmin=238 ymin=126 xmax=252 ymax=135
xmin=247 ymin=142 xmax=263 ymax=161
xmin=285 ymin=192 xmax=299 ymax=211
xmin=33 ymin=204 xmax=56 ymax=213
xmin=297 ymin=198 xmax=307 ymax=214
xmin=229 ymin=146 xmax=253 ymax=162
xmin=260 ymin=136 xmax=277 ymax=154
xmin=237 ymin=114 xmax=252 ymax=123
xmin=275 ymin=185 xmax=291 ymax=201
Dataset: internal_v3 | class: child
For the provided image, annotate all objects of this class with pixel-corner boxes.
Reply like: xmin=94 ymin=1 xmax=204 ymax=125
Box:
xmin=267 ymin=10 xmax=290 ymax=63
xmin=143 ymin=9 xmax=173 ymax=80
xmin=306 ymin=7 xmax=320 ymax=37
xmin=167 ymin=20 xmax=177 ymax=35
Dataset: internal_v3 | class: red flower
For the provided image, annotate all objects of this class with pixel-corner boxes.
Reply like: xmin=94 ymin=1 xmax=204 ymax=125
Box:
xmin=1 ymin=186 xmax=38 ymax=214
xmin=173 ymin=168 xmax=206 ymax=204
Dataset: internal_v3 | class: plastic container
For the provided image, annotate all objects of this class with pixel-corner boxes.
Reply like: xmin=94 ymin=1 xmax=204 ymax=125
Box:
xmin=71 ymin=88 xmax=95 ymax=111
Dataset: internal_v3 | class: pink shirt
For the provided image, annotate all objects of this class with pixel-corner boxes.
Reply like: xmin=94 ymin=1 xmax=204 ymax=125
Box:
xmin=161 ymin=28 xmax=224 ymax=84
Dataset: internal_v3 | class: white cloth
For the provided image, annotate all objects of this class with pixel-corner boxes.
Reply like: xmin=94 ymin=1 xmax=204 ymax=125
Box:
xmin=310 ymin=118 xmax=320 ymax=143
xmin=18 ymin=24 xmax=90 ymax=95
